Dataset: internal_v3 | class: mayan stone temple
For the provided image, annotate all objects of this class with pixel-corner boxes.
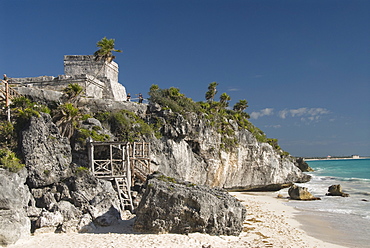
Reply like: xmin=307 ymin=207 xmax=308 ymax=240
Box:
xmin=11 ymin=55 xmax=127 ymax=101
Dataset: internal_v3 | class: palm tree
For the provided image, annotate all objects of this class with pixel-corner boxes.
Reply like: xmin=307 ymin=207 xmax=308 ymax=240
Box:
xmin=205 ymin=82 xmax=218 ymax=102
xmin=94 ymin=37 xmax=122 ymax=62
xmin=233 ymin=99 xmax=248 ymax=112
xmin=219 ymin=92 xmax=231 ymax=108
xmin=54 ymin=103 xmax=81 ymax=139
xmin=63 ymin=83 xmax=83 ymax=102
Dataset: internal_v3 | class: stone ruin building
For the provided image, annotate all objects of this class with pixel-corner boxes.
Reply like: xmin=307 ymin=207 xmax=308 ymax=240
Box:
xmin=9 ymin=55 xmax=127 ymax=101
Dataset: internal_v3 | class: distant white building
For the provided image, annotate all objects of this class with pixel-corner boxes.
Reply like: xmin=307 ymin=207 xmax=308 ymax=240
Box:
xmin=352 ymin=155 xmax=360 ymax=159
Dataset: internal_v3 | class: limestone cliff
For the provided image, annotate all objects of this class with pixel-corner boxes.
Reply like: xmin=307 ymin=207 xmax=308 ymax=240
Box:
xmin=146 ymin=108 xmax=310 ymax=191
xmin=73 ymin=97 xmax=309 ymax=190
xmin=8 ymin=88 xmax=309 ymax=191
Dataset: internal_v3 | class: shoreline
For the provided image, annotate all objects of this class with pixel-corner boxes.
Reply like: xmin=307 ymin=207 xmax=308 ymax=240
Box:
xmin=232 ymin=192 xmax=347 ymax=248
xmin=304 ymin=157 xmax=369 ymax=161
xmin=7 ymin=191 xmax=347 ymax=248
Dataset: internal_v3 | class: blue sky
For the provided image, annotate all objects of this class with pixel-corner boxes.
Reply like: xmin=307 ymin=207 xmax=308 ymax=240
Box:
xmin=1 ymin=0 xmax=369 ymax=157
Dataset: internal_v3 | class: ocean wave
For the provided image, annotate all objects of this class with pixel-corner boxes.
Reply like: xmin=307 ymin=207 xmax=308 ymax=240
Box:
xmin=314 ymin=208 xmax=354 ymax=215
xmin=314 ymin=175 xmax=370 ymax=183
xmin=315 ymin=176 xmax=337 ymax=181
xmin=338 ymin=177 xmax=370 ymax=182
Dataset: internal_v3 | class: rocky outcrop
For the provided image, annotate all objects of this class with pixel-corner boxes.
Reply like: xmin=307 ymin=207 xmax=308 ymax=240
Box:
xmin=28 ymin=172 xmax=121 ymax=234
xmin=149 ymin=109 xmax=311 ymax=191
xmin=295 ymin=158 xmax=314 ymax=172
xmin=21 ymin=113 xmax=73 ymax=188
xmin=14 ymin=114 xmax=121 ymax=237
xmin=288 ymin=185 xmax=320 ymax=200
xmin=0 ymin=169 xmax=31 ymax=245
xmin=134 ymin=173 xmax=246 ymax=235
xmin=77 ymin=98 xmax=147 ymax=119
xmin=326 ymin=184 xmax=349 ymax=197
xmin=15 ymin=87 xmax=64 ymax=107
xmin=15 ymin=90 xmax=310 ymax=191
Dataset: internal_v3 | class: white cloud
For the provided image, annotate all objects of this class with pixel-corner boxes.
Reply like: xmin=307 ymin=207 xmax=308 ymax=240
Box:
xmin=264 ymin=124 xmax=281 ymax=129
xmin=278 ymin=107 xmax=330 ymax=120
xmin=290 ymin=107 xmax=308 ymax=117
xmin=251 ymin=108 xmax=274 ymax=119
xmin=278 ymin=109 xmax=289 ymax=119
xmin=307 ymin=108 xmax=330 ymax=116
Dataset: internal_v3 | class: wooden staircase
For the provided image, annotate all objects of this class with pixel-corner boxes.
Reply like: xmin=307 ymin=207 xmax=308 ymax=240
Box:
xmin=114 ymin=177 xmax=134 ymax=211
xmin=1 ymin=80 xmax=21 ymax=121
xmin=88 ymin=141 xmax=151 ymax=213
xmin=0 ymin=80 xmax=20 ymax=103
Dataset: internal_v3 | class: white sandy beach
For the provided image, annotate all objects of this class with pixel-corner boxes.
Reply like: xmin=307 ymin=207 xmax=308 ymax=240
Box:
xmin=7 ymin=192 xmax=347 ymax=248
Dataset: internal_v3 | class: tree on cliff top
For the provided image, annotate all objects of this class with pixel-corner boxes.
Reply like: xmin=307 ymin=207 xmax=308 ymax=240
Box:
xmin=205 ymin=82 xmax=218 ymax=102
xmin=233 ymin=99 xmax=248 ymax=112
xmin=94 ymin=37 xmax=122 ymax=62
xmin=219 ymin=92 xmax=231 ymax=108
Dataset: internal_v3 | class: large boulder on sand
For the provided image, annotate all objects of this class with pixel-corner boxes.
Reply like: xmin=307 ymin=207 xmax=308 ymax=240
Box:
xmin=288 ymin=185 xmax=320 ymax=200
xmin=326 ymin=184 xmax=349 ymax=197
xmin=134 ymin=173 xmax=247 ymax=236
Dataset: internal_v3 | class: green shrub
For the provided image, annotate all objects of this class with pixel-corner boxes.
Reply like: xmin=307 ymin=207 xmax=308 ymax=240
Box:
xmin=95 ymin=109 xmax=155 ymax=142
xmin=148 ymin=85 xmax=202 ymax=114
xmin=76 ymin=166 xmax=89 ymax=172
xmin=76 ymin=128 xmax=110 ymax=144
xmin=158 ymin=174 xmax=177 ymax=184
xmin=221 ymin=136 xmax=238 ymax=151
xmin=11 ymin=96 xmax=50 ymax=127
xmin=37 ymin=105 xmax=51 ymax=114
xmin=63 ymin=83 xmax=83 ymax=99
xmin=0 ymin=121 xmax=15 ymax=145
xmin=10 ymin=96 xmax=33 ymax=109
xmin=75 ymin=166 xmax=89 ymax=176
xmin=0 ymin=149 xmax=25 ymax=172
xmin=82 ymin=114 xmax=92 ymax=121
xmin=17 ymin=108 xmax=41 ymax=119
xmin=94 ymin=111 xmax=112 ymax=124
xmin=267 ymin=138 xmax=280 ymax=150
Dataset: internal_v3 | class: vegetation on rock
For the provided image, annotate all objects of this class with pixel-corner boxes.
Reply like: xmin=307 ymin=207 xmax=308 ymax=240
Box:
xmin=95 ymin=109 xmax=155 ymax=142
xmin=0 ymin=148 xmax=25 ymax=172
xmin=94 ymin=37 xmax=122 ymax=62
xmin=63 ymin=83 xmax=83 ymax=102
xmin=148 ymin=83 xmax=288 ymax=154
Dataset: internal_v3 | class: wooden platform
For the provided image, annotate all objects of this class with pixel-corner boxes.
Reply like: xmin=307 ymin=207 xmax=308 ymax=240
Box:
xmin=87 ymin=140 xmax=151 ymax=212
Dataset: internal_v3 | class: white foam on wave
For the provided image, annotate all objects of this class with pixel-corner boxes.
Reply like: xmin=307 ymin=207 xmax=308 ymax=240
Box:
xmin=316 ymin=208 xmax=353 ymax=215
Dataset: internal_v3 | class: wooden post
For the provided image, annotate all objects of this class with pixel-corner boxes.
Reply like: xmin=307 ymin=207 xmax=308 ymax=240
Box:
xmin=126 ymin=144 xmax=132 ymax=189
xmin=5 ymin=81 xmax=10 ymax=122
xmin=87 ymin=138 xmax=95 ymax=175
xmin=110 ymin=144 xmax=113 ymax=176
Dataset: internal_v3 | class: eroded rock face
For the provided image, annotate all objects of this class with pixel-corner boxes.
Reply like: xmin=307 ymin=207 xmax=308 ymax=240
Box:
xmin=134 ymin=173 xmax=247 ymax=236
xmin=326 ymin=184 xmax=349 ymax=197
xmin=0 ymin=169 xmax=31 ymax=245
xmin=149 ymin=110 xmax=311 ymax=191
xmin=288 ymin=185 xmax=320 ymax=200
xmin=17 ymin=113 xmax=121 ymax=235
xmin=21 ymin=113 xmax=72 ymax=188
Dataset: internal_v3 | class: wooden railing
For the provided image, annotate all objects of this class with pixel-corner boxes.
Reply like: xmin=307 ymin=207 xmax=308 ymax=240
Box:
xmin=87 ymin=141 xmax=151 ymax=180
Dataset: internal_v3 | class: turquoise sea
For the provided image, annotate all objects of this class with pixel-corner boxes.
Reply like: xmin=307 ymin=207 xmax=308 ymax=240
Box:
xmin=285 ymin=159 xmax=370 ymax=247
